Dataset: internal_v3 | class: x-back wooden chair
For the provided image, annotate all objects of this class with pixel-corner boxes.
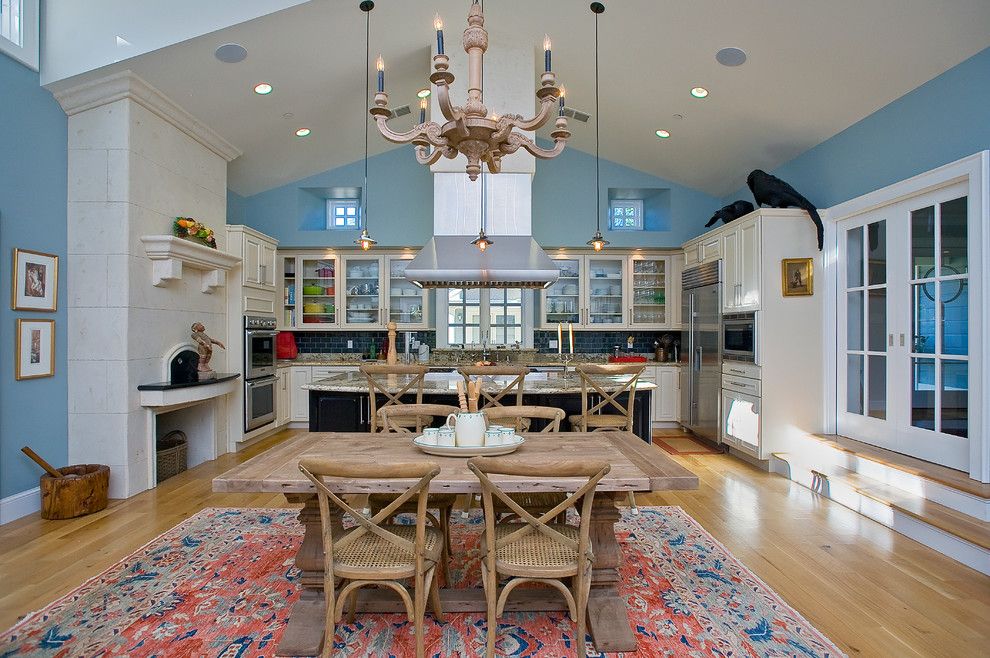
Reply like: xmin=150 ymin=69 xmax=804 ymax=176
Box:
xmin=482 ymin=405 xmax=564 ymax=433
xmin=568 ymin=363 xmax=645 ymax=514
xmin=298 ymin=458 xmax=444 ymax=658
xmin=468 ymin=457 xmax=611 ymax=658
xmin=458 ymin=365 xmax=529 ymax=409
xmin=361 ymin=364 xmax=428 ymax=433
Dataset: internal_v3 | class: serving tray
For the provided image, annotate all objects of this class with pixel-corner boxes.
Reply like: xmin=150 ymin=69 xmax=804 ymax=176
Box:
xmin=412 ymin=435 xmax=525 ymax=457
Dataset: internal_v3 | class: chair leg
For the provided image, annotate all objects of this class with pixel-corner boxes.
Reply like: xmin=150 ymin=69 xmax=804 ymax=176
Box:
xmin=627 ymin=491 xmax=640 ymax=515
xmin=485 ymin=571 xmax=498 ymax=658
xmin=429 ymin=571 xmax=444 ymax=622
xmin=321 ymin=590 xmax=336 ymax=658
xmin=414 ymin=577 xmax=427 ymax=658
xmin=346 ymin=589 xmax=358 ymax=624
xmin=575 ymin=578 xmax=588 ymax=658
xmin=440 ymin=505 xmax=453 ymax=556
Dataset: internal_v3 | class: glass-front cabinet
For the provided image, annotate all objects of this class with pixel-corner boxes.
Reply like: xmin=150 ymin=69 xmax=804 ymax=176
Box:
xmin=386 ymin=255 xmax=429 ymax=329
xmin=280 ymin=254 xmax=339 ymax=329
xmin=585 ymin=255 xmax=627 ymax=327
xmin=342 ymin=255 xmax=384 ymax=328
xmin=541 ymin=257 xmax=582 ymax=327
xmin=628 ymin=255 xmax=668 ymax=328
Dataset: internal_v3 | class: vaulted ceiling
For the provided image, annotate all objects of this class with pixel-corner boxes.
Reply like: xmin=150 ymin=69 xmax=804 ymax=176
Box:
xmin=49 ymin=0 xmax=990 ymax=198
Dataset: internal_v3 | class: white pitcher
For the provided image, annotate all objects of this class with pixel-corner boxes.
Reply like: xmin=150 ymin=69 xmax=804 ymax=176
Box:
xmin=445 ymin=412 xmax=486 ymax=448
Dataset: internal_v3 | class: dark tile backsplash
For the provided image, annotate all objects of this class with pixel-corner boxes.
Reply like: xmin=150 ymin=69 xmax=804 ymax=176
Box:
xmin=292 ymin=330 xmax=436 ymax=355
xmin=534 ymin=330 xmax=682 ymax=354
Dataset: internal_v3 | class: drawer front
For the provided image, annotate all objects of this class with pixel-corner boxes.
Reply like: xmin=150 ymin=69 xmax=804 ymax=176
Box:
xmin=699 ymin=236 xmax=722 ymax=262
xmin=312 ymin=366 xmax=354 ymax=380
xmin=722 ymin=361 xmax=760 ymax=379
xmin=722 ymin=374 xmax=761 ymax=397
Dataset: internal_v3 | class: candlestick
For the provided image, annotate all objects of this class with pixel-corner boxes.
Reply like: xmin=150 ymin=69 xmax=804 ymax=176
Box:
xmin=568 ymin=322 xmax=574 ymax=354
xmin=557 ymin=322 xmax=563 ymax=355
xmin=376 ymin=55 xmax=384 ymax=93
xmin=543 ymin=34 xmax=552 ymax=72
xmin=419 ymin=97 xmax=427 ymax=123
xmin=558 ymin=86 xmax=566 ymax=116
xmin=434 ymin=14 xmax=444 ymax=55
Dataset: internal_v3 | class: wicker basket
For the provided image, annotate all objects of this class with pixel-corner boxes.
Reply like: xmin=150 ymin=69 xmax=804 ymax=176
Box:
xmin=156 ymin=430 xmax=187 ymax=483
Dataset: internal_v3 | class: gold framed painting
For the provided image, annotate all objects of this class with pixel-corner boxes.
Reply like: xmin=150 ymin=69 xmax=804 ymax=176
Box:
xmin=16 ymin=319 xmax=56 ymax=380
xmin=12 ymin=248 xmax=59 ymax=311
xmin=781 ymin=258 xmax=814 ymax=296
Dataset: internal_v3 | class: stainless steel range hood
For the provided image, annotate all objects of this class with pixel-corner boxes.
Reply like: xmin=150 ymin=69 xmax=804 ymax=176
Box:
xmin=404 ymin=236 xmax=559 ymax=289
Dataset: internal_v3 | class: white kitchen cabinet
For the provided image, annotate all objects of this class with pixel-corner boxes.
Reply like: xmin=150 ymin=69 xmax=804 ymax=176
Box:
xmin=229 ymin=225 xmax=278 ymax=291
xmin=276 ymin=368 xmax=290 ymax=427
xmin=648 ymin=365 xmax=680 ymax=423
xmin=289 ymin=366 xmax=312 ymax=422
xmin=540 ymin=255 xmax=583 ymax=328
xmin=721 ymin=216 xmax=761 ymax=312
xmin=386 ymin=255 xmax=430 ymax=329
xmin=586 ymin=255 xmax=627 ymax=327
xmin=341 ymin=255 xmax=385 ymax=328
xmin=628 ymin=255 xmax=670 ymax=329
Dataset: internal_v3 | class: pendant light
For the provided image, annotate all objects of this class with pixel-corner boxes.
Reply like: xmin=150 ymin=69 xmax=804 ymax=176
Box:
xmin=471 ymin=171 xmax=494 ymax=252
xmin=355 ymin=0 xmax=379 ymax=251
xmin=585 ymin=2 xmax=609 ymax=252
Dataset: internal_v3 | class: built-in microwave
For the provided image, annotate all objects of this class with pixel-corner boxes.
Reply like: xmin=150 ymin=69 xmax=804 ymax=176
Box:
xmin=722 ymin=312 xmax=756 ymax=362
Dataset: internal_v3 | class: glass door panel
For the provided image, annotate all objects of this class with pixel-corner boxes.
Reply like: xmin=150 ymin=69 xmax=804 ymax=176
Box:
xmin=387 ymin=257 xmax=426 ymax=327
xmin=630 ymin=256 xmax=667 ymax=326
xmin=281 ymin=256 xmax=297 ymax=328
xmin=343 ymin=257 xmax=381 ymax=327
xmin=542 ymin=258 xmax=581 ymax=327
xmin=300 ymin=256 xmax=337 ymax=327
xmin=586 ymin=257 xmax=625 ymax=326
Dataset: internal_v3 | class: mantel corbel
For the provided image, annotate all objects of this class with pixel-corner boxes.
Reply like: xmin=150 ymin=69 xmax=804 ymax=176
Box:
xmin=140 ymin=235 xmax=241 ymax=294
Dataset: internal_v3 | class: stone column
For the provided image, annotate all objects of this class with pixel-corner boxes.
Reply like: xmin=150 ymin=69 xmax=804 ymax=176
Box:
xmin=56 ymin=71 xmax=241 ymax=498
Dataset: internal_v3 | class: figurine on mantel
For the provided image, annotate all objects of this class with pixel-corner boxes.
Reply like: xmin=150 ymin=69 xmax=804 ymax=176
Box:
xmin=191 ymin=322 xmax=225 ymax=380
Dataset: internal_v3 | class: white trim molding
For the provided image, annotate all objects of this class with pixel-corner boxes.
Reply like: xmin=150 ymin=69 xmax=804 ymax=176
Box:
xmin=53 ymin=70 xmax=242 ymax=162
xmin=0 ymin=486 xmax=40 ymax=525
xmin=825 ymin=151 xmax=989 ymax=483
xmin=141 ymin=235 xmax=241 ymax=293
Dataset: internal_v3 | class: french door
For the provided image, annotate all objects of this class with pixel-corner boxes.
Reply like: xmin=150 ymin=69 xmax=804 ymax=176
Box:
xmin=837 ymin=182 xmax=970 ymax=469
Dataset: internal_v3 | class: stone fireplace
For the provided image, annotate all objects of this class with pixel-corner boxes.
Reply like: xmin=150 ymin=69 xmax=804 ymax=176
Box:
xmin=58 ymin=71 xmax=241 ymax=498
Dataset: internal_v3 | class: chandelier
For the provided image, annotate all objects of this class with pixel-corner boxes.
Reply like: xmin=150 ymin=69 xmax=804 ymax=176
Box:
xmin=369 ymin=0 xmax=570 ymax=180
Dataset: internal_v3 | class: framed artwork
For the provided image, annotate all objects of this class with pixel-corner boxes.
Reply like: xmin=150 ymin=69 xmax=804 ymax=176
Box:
xmin=781 ymin=258 xmax=814 ymax=297
xmin=12 ymin=248 xmax=58 ymax=311
xmin=16 ymin=319 xmax=55 ymax=380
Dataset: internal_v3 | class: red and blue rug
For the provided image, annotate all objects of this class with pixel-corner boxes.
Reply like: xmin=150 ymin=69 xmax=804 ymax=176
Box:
xmin=0 ymin=507 xmax=844 ymax=657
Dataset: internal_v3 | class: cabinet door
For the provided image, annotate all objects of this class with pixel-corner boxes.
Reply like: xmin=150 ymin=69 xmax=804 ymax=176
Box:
xmin=289 ymin=367 xmax=312 ymax=422
xmin=280 ymin=256 xmax=298 ymax=329
xmin=683 ymin=241 xmax=700 ymax=267
xmin=342 ymin=256 xmax=384 ymax=328
xmin=657 ymin=366 xmax=680 ymax=421
xmin=299 ymin=256 xmax=338 ymax=328
xmin=541 ymin=256 xmax=582 ymax=328
xmin=386 ymin=256 xmax=428 ymax=329
xmin=276 ymin=369 xmax=290 ymax=426
xmin=722 ymin=228 xmax=740 ymax=311
xmin=243 ymin=235 xmax=262 ymax=286
xmin=311 ymin=394 xmax=363 ymax=432
xmin=629 ymin=255 xmax=669 ymax=328
xmin=260 ymin=243 xmax=277 ymax=287
xmin=738 ymin=220 xmax=761 ymax=310
xmin=585 ymin=256 xmax=626 ymax=327
xmin=699 ymin=235 xmax=722 ymax=263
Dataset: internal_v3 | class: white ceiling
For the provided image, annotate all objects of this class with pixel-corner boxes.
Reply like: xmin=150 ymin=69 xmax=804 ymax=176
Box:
xmin=49 ymin=0 xmax=990 ymax=198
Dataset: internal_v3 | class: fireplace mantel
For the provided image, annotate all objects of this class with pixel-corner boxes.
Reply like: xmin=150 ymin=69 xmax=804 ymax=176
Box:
xmin=140 ymin=235 xmax=241 ymax=293
xmin=138 ymin=374 xmax=240 ymax=408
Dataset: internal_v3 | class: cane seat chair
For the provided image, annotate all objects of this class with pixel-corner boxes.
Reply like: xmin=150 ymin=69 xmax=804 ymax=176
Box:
xmin=298 ymin=459 xmax=444 ymax=658
xmin=370 ymin=404 xmax=460 ymax=562
xmin=457 ymin=365 xmax=529 ymax=409
xmin=468 ymin=457 xmax=611 ymax=658
xmin=360 ymin=364 xmax=428 ymax=432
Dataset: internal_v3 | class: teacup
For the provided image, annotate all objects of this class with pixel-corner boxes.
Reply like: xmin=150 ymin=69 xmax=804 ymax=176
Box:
xmin=437 ymin=427 xmax=456 ymax=447
xmin=421 ymin=427 xmax=439 ymax=445
xmin=445 ymin=412 xmax=486 ymax=448
xmin=484 ymin=428 xmax=502 ymax=446
xmin=499 ymin=427 xmax=516 ymax=443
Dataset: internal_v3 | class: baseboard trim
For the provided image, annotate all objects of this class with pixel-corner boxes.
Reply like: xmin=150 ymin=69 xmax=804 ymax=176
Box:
xmin=0 ymin=487 xmax=40 ymax=525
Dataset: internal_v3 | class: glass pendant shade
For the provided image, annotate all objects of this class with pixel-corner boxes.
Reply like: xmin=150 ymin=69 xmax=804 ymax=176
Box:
xmin=355 ymin=228 xmax=378 ymax=251
xmin=587 ymin=229 xmax=609 ymax=252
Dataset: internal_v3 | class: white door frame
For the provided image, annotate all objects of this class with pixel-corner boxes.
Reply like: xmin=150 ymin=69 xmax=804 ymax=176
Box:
xmin=824 ymin=151 xmax=988 ymax=482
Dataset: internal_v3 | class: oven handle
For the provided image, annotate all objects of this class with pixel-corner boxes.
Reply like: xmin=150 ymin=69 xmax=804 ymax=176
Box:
xmin=246 ymin=376 xmax=278 ymax=388
xmin=246 ymin=330 xmax=278 ymax=338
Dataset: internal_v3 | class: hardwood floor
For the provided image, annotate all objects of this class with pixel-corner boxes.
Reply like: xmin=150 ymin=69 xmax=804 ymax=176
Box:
xmin=2 ymin=429 xmax=988 ymax=656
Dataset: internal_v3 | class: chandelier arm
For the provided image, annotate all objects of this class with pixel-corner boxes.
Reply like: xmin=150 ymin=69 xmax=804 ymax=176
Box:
xmin=415 ymin=145 xmax=445 ymax=166
xmin=515 ymin=133 xmax=568 ymax=160
xmin=371 ymin=115 xmax=445 ymax=146
xmin=508 ymin=95 xmax=557 ymax=131
xmin=434 ymin=82 xmax=460 ymax=123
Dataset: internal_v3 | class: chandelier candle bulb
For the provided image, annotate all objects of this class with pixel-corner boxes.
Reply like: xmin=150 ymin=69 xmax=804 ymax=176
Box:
xmin=559 ymin=86 xmax=565 ymax=115
xmin=419 ymin=97 xmax=427 ymax=123
xmin=544 ymin=34 xmax=552 ymax=72
xmin=376 ymin=55 xmax=384 ymax=92
xmin=434 ymin=14 xmax=444 ymax=55
xmin=569 ymin=322 xmax=574 ymax=354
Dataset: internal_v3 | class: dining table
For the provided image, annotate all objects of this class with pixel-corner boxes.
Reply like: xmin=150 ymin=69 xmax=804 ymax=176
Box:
xmin=213 ymin=430 xmax=699 ymax=656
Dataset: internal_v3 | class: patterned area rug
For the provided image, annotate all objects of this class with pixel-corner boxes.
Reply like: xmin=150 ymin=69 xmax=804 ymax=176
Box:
xmin=653 ymin=434 xmax=722 ymax=456
xmin=0 ymin=507 xmax=844 ymax=657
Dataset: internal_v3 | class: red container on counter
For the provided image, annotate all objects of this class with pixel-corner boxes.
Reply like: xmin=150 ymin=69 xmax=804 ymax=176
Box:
xmin=608 ymin=355 xmax=648 ymax=363
xmin=277 ymin=331 xmax=298 ymax=359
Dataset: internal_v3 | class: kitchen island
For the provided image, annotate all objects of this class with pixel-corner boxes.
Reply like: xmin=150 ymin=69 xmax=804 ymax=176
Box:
xmin=303 ymin=370 xmax=657 ymax=441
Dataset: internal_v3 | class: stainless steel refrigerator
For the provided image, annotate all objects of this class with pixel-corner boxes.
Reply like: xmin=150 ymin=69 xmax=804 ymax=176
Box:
xmin=679 ymin=260 xmax=722 ymax=442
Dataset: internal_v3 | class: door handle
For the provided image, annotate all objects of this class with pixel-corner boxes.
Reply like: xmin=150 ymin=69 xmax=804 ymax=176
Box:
xmin=889 ymin=333 xmax=894 ymax=347
xmin=899 ymin=333 xmax=905 ymax=347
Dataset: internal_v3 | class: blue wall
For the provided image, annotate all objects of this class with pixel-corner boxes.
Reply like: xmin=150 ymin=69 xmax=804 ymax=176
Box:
xmin=0 ymin=53 xmax=68 ymax=499
xmin=721 ymin=47 xmax=990 ymax=209
xmin=237 ymin=143 xmax=722 ymax=248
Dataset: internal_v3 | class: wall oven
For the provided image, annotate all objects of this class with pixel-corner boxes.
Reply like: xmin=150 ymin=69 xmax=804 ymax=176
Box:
xmin=722 ymin=312 xmax=756 ymax=362
xmin=244 ymin=316 xmax=277 ymax=431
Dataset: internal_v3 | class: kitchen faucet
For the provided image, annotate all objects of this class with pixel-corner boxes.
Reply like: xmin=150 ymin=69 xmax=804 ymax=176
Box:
xmin=481 ymin=330 xmax=490 ymax=363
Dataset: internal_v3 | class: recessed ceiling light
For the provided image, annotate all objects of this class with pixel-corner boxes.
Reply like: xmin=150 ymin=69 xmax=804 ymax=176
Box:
xmin=416 ymin=88 xmax=431 ymax=99
xmin=655 ymin=129 xmax=671 ymax=139
xmin=282 ymin=112 xmax=294 ymax=119
xmin=295 ymin=128 xmax=311 ymax=137
xmin=673 ymin=114 xmax=684 ymax=120
xmin=690 ymin=86 xmax=709 ymax=98
xmin=254 ymin=82 xmax=273 ymax=95
xmin=215 ymin=43 xmax=248 ymax=64
xmin=716 ymin=47 xmax=747 ymax=67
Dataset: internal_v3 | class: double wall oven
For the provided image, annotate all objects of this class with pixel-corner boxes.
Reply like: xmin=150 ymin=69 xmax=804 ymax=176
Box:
xmin=244 ymin=316 xmax=277 ymax=431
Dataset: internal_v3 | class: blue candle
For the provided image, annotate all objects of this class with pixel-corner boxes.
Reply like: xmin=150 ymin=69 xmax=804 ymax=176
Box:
xmin=543 ymin=34 xmax=552 ymax=72
xmin=434 ymin=14 xmax=444 ymax=55
xmin=376 ymin=55 xmax=384 ymax=93
xmin=419 ymin=98 xmax=427 ymax=123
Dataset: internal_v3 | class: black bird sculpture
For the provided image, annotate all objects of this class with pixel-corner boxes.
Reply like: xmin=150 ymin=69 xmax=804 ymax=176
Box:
xmin=705 ymin=200 xmax=755 ymax=228
xmin=746 ymin=169 xmax=824 ymax=250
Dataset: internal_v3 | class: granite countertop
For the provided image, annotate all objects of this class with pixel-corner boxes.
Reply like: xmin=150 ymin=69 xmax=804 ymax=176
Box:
xmin=303 ymin=371 xmax=657 ymax=395
xmin=279 ymin=353 xmax=682 ymax=368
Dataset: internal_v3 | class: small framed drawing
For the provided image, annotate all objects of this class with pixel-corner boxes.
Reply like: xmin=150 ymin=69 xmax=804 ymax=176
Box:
xmin=12 ymin=248 xmax=58 ymax=311
xmin=781 ymin=258 xmax=814 ymax=297
xmin=16 ymin=319 xmax=55 ymax=380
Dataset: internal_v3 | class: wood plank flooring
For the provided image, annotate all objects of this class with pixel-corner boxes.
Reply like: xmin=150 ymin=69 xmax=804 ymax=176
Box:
xmin=1 ymin=429 xmax=988 ymax=657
